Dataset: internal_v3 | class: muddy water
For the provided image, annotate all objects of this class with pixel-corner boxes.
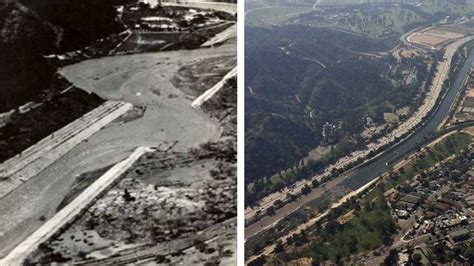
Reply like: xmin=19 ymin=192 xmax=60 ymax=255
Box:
xmin=0 ymin=43 xmax=235 ymax=258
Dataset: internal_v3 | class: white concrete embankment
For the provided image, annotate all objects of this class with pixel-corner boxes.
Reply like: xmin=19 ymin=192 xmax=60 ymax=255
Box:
xmin=0 ymin=101 xmax=133 ymax=199
xmin=162 ymin=1 xmax=236 ymax=15
xmin=1 ymin=146 xmax=150 ymax=265
xmin=192 ymin=67 xmax=237 ymax=108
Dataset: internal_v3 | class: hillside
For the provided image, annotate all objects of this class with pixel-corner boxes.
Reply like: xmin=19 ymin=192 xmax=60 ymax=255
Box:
xmin=19 ymin=0 xmax=128 ymax=52
xmin=0 ymin=1 xmax=57 ymax=112
xmin=0 ymin=0 xmax=127 ymax=112
xmin=245 ymin=25 xmax=430 ymax=193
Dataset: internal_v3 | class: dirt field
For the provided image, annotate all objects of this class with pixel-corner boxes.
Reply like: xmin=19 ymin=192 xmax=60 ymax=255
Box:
xmin=425 ymin=28 xmax=465 ymax=39
xmin=399 ymin=48 xmax=418 ymax=58
xmin=0 ymin=40 xmax=235 ymax=258
xmin=408 ymin=33 xmax=450 ymax=47
xmin=407 ymin=26 xmax=468 ymax=49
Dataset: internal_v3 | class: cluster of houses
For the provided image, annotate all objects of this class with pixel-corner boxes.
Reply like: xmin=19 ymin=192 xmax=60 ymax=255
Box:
xmin=384 ymin=151 xmax=474 ymax=262
xmin=322 ymin=121 xmax=344 ymax=145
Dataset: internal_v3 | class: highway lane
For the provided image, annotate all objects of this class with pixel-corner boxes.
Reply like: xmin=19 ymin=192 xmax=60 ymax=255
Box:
xmin=0 ymin=102 xmax=127 ymax=174
xmin=201 ymin=24 xmax=236 ymax=47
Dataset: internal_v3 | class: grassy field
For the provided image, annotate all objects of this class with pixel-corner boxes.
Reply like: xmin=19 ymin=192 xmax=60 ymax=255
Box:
xmin=418 ymin=1 xmax=474 ymax=15
xmin=298 ymin=5 xmax=424 ymax=38
xmin=352 ymin=6 xmax=422 ymax=37
xmin=246 ymin=1 xmax=474 ymax=36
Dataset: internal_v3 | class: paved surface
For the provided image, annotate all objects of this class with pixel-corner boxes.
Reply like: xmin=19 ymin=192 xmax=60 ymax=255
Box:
xmin=0 ymin=101 xmax=132 ymax=199
xmin=0 ymin=147 xmax=150 ymax=265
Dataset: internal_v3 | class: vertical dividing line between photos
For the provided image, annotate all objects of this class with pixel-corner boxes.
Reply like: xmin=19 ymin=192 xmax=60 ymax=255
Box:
xmin=237 ymin=0 xmax=245 ymax=264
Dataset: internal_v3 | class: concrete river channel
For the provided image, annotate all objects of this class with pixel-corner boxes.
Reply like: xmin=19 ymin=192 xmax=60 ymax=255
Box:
xmin=339 ymin=46 xmax=474 ymax=192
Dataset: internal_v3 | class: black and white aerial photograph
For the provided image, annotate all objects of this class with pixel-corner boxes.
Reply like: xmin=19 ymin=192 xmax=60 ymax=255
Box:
xmin=0 ymin=0 xmax=237 ymax=264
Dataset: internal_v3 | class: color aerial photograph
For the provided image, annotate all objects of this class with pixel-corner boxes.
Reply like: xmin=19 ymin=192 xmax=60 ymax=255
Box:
xmin=0 ymin=0 xmax=236 ymax=264
xmin=245 ymin=0 xmax=474 ymax=265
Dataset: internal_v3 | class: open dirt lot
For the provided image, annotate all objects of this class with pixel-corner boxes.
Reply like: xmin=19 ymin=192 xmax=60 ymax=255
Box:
xmin=408 ymin=33 xmax=450 ymax=47
xmin=425 ymin=28 xmax=465 ymax=39
xmin=407 ymin=26 xmax=468 ymax=49
xmin=0 ymin=40 xmax=235 ymax=258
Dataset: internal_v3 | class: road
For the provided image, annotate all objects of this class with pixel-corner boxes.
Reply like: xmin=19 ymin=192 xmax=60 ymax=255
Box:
xmin=0 ymin=147 xmax=150 ymax=265
xmin=244 ymin=35 xmax=474 ymax=240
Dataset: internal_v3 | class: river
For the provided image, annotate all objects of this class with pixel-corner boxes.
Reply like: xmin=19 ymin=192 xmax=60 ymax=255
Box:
xmin=340 ymin=45 xmax=474 ymax=190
